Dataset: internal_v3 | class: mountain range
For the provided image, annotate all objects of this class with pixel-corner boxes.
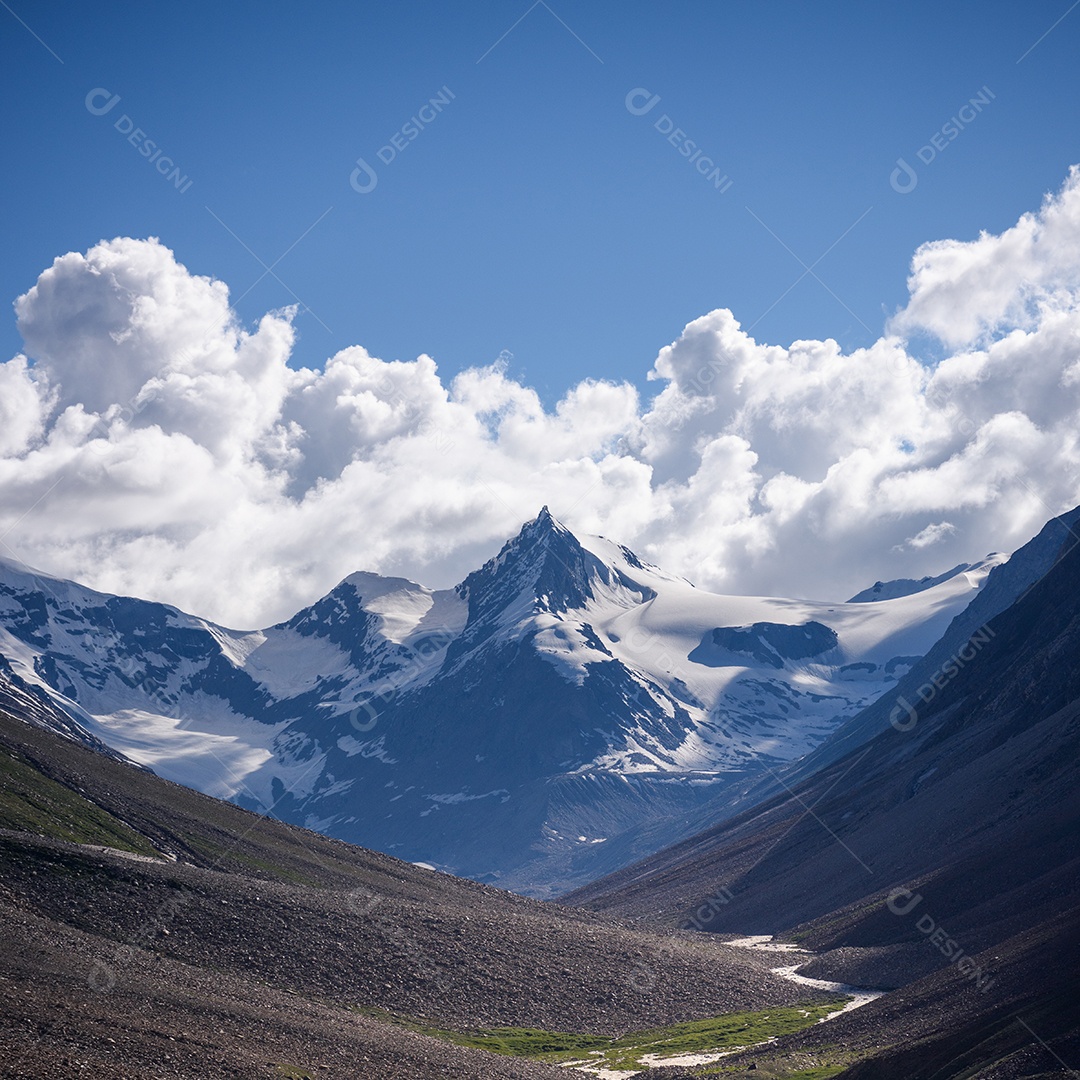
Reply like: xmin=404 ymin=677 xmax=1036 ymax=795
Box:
xmin=0 ymin=507 xmax=1005 ymax=895
xmin=3 ymin=505 xmax=1079 ymax=1077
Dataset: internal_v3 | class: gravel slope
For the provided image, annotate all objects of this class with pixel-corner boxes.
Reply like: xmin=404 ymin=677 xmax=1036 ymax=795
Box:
xmin=0 ymin=710 xmax=826 ymax=1078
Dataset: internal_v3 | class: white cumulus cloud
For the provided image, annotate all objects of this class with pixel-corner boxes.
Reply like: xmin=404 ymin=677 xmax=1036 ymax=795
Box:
xmin=3 ymin=169 xmax=1080 ymax=626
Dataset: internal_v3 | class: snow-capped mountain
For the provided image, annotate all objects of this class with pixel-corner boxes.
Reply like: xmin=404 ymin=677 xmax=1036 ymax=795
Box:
xmin=0 ymin=509 xmax=1005 ymax=894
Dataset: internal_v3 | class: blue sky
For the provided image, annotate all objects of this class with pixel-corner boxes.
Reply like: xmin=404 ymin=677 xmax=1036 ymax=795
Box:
xmin=4 ymin=0 xmax=1079 ymax=401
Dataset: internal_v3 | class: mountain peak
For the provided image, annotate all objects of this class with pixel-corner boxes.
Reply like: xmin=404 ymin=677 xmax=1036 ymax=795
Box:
xmin=498 ymin=507 xmax=587 ymax=580
xmin=445 ymin=512 xmax=603 ymax=658
xmin=522 ymin=505 xmax=567 ymax=538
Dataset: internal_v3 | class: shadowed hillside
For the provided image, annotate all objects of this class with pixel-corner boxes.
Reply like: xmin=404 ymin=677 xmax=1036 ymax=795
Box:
xmin=0 ymin=708 xmax=823 ymax=1079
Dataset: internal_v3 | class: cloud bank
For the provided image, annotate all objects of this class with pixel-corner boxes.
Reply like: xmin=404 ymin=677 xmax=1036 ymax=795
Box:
xmin=4 ymin=169 xmax=1080 ymax=627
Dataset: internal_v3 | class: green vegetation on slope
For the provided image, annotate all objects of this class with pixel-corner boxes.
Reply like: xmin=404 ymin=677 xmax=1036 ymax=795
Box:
xmin=374 ymin=1000 xmax=850 ymax=1071
xmin=0 ymin=744 xmax=159 ymax=856
xmin=0 ymin=710 xmax=409 ymax=888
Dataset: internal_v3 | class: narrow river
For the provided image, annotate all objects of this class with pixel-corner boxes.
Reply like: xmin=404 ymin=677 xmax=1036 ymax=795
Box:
xmin=727 ymin=934 xmax=886 ymax=1016
xmin=563 ymin=933 xmax=885 ymax=1078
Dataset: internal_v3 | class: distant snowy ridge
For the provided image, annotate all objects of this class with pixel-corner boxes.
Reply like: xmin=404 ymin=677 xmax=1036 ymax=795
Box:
xmin=0 ymin=509 xmax=1006 ymax=892
xmin=845 ymin=561 xmax=1000 ymax=603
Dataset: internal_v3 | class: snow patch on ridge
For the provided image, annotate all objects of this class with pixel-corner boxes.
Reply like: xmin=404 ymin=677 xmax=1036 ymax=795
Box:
xmin=245 ymin=628 xmax=352 ymax=696
xmin=84 ymin=705 xmax=284 ymax=802
xmin=426 ymin=789 xmax=510 ymax=805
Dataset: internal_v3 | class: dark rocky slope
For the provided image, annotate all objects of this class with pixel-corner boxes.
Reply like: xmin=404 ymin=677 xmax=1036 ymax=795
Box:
xmin=0 ymin=709 xmax=820 ymax=1079
xmin=567 ymin=513 xmax=1080 ymax=1076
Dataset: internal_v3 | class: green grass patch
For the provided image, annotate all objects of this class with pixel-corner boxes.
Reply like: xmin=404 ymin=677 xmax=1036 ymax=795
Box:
xmin=421 ymin=1025 xmax=610 ymax=1058
xmin=0 ymin=747 xmax=159 ymax=856
xmin=378 ymin=1000 xmax=850 ymax=1071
